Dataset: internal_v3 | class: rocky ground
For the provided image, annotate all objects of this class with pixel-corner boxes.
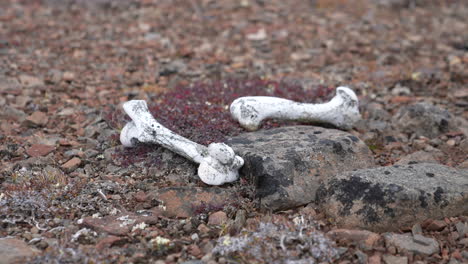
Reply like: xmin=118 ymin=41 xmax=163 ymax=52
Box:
xmin=0 ymin=0 xmax=467 ymax=263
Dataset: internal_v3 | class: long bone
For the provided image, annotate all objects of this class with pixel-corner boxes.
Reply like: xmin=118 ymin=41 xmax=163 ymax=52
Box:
xmin=230 ymin=86 xmax=361 ymax=131
xmin=120 ymin=100 xmax=244 ymax=186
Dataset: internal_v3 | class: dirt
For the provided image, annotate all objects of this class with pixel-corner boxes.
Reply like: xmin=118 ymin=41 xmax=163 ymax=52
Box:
xmin=0 ymin=0 xmax=467 ymax=263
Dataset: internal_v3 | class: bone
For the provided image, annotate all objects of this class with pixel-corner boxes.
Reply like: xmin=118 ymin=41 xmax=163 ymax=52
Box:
xmin=120 ymin=100 xmax=244 ymax=186
xmin=230 ymin=86 xmax=361 ymax=131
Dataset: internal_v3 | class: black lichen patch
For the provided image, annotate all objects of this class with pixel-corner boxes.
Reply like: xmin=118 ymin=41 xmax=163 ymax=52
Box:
xmin=317 ymin=176 xmax=398 ymax=224
xmin=426 ymin=172 xmax=435 ymax=178
xmin=341 ymin=138 xmax=351 ymax=145
xmin=433 ymin=187 xmax=449 ymax=208
xmin=318 ymin=139 xmax=346 ymax=157
xmin=255 ymin=169 xmax=290 ymax=200
xmin=241 ymin=155 xmax=292 ymax=200
xmin=418 ymin=190 xmax=428 ymax=208
xmin=286 ymin=148 xmax=311 ymax=171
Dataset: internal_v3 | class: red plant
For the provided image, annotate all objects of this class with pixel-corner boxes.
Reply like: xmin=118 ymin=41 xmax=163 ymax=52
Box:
xmin=108 ymin=78 xmax=333 ymax=166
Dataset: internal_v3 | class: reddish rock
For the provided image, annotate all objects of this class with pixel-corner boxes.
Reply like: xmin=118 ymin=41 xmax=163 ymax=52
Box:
xmin=0 ymin=238 xmax=39 ymax=264
xmin=61 ymin=157 xmax=82 ymax=172
xmin=25 ymin=111 xmax=48 ymax=127
xmin=134 ymin=191 xmax=148 ymax=202
xmin=153 ymin=187 xmax=236 ymax=218
xmin=81 ymin=213 xmax=159 ymax=236
xmin=96 ymin=236 xmax=127 ymax=250
xmin=327 ymin=229 xmax=380 ymax=250
xmin=188 ymin=244 xmax=202 ymax=257
xmin=424 ymin=219 xmax=447 ymax=231
xmin=26 ymin=144 xmax=55 ymax=157
xmin=208 ymin=211 xmax=228 ymax=226
xmin=369 ymin=254 xmax=382 ymax=264
xmin=197 ymin=224 xmax=210 ymax=234
xmin=451 ymin=250 xmax=462 ymax=261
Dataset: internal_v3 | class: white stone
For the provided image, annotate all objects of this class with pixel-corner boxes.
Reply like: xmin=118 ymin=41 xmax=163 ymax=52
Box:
xmin=120 ymin=100 xmax=244 ymax=186
xmin=230 ymin=86 xmax=361 ymax=131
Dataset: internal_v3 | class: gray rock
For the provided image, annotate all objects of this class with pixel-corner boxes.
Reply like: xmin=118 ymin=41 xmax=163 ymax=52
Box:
xmin=393 ymin=103 xmax=454 ymax=139
xmin=227 ymin=126 xmax=374 ymax=211
xmin=317 ymin=163 xmax=468 ymax=232
xmin=180 ymin=261 xmax=202 ymax=264
xmin=1 ymin=106 xmax=27 ymax=122
xmin=382 ymin=254 xmax=408 ymax=264
xmin=384 ymin=233 xmax=439 ymax=255
xmin=0 ymin=76 xmax=20 ymax=92
xmin=160 ymin=59 xmax=186 ymax=76
xmin=354 ymin=250 xmax=368 ymax=264
xmin=455 ymin=221 xmax=467 ymax=237
xmin=0 ymin=238 xmax=39 ymax=264
xmin=18 ymin=74 xmax=44 ymax=87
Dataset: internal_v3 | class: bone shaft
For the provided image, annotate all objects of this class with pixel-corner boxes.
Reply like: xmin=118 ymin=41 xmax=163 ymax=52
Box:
xmin=124 ymin=100 xmax=207 ymax=164
xmin=141 ymin=120 xmax=207 ymax=164
xmin=273 ymin=99 xmax=339 ymax=122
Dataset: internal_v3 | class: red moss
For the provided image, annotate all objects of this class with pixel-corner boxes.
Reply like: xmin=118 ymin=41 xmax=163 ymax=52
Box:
xmin=108 ymin=78 xmax=334 ymax=167
xmin=147 ymin=78 xmax=333 ymax=145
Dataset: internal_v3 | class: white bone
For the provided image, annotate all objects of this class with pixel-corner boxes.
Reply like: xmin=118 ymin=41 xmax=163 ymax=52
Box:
xmin=120 ymin=100 xmax=244 ymax=186
xmin=230 ymin=86 xmax=361 ymax=131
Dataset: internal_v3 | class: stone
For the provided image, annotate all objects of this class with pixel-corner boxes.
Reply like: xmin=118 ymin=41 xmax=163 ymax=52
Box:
xmin=0 ymin=76 xmax=21 ymax=92
xmin=152 ymin=187 xmax=236 ymax=218
xmin=393 ymin=103 xmax=455 ymax=139
xmin=46 ymin=69 xmax=62 ymax=84
xmin=96 ymin=236 xmax=127 ymax=250
xmin=24 ymin=111 xmax=48 ymax=127
xmin=0 ymin=238 xmax=39 ymax=264
xmin=355 ymin=250 xmax=368 ymax=264
xmin=382 ymin=254 xmax=408 ymax=264
xmin=208 ymin=211 xmax=228 ymax=226
xmin=18 ymin=75 xmax=44 ymax=87
xmin=317 ymin=163 xmax=468 ymax=232
xmin=411 ymin=223 xmax=422 ymax=235
xmin=369 ymin=254 xmax=382 ymax=264
xmin=327 ymin=229 xmax=380 ymax=250
xmin=395 ymin=151 xmax=439 ymax=165
xmin=81 ymin=213 xmax=158 ymax=236
xmin=197 ymin=224 xmax=210 ymax=234
xmin=424 ymin=219 xmax=447 ymax=231
xmin=458 ymin=160 xmax=468 ymax=169
xmin=455 ymin=221 xmax=467 ymax=237
xmin=1 ymin=106 xmax=27 ymax=122
xmin=383 ymin=233 xmax=439 ymax=255
xmin=62 ymin=71 xmax=75 ymax=81
xmin=228 ymin=209 xmax=247 ymax=235
xmin=26 ymin=144 xmax=55 ymax=157
xmin=227 ymin=126 xmax=374 ymax=211
xmin=61 ymin=157 xmax=82 ymax=172
xmin=246 ymin=28 xmax=267 ymax=41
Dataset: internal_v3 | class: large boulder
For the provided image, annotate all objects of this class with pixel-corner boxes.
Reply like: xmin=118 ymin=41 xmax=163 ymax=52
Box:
xmin=227 ymin=126 xmax=374 ymax=211
xmin=316 ymin=163 xmax=468 ymax=232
